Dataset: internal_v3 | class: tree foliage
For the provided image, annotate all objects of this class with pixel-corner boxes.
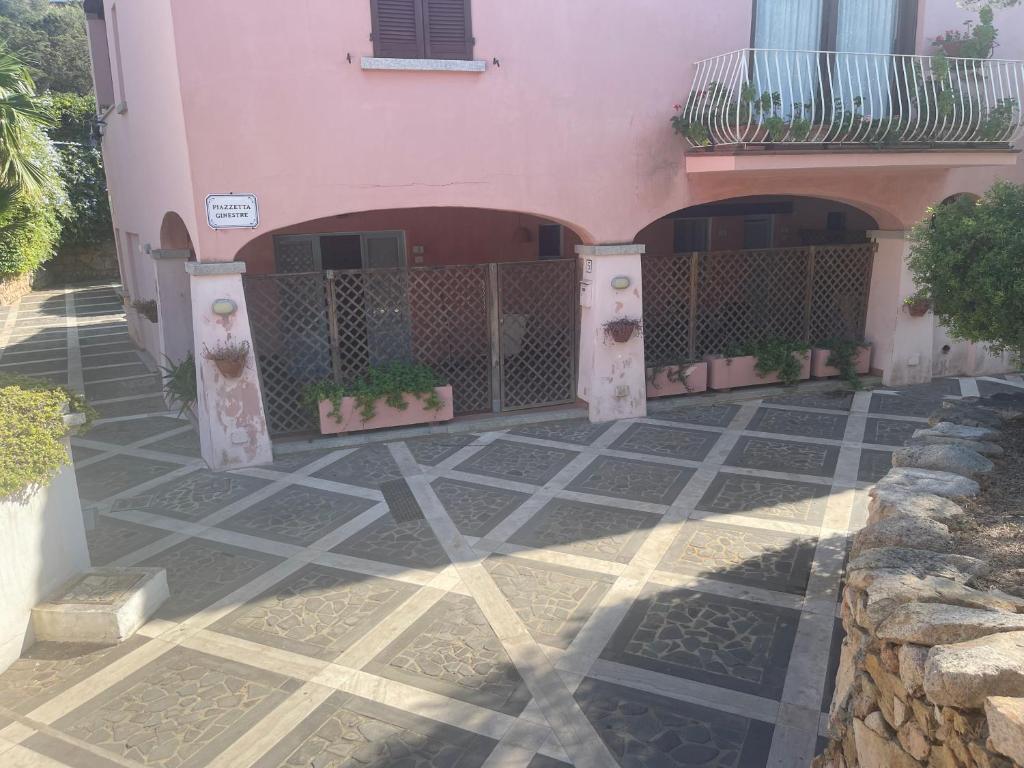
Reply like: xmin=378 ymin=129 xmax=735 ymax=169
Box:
xmin=908 ymin=181 xmax=1024 ymax=358
xmin=0 ymin=0 xmax=91 ymax=96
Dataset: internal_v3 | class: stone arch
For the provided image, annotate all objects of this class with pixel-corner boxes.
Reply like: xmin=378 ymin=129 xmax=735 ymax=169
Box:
xmin=159 ymin=211 xmax=194 ymax=252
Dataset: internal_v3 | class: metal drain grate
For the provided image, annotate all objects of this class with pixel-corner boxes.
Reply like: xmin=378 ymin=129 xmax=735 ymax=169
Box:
xmin=380 ymin=478 xmax=425 ymax=523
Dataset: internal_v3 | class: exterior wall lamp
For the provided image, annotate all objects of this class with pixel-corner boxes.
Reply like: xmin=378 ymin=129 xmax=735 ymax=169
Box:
xmin=610 ymin=275 xmax=631 ymax=290
xmin=211 ymin=298 xmax=237 ymax=317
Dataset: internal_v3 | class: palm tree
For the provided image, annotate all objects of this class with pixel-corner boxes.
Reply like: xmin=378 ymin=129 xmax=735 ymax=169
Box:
xmin=0 ymin=45 xmax=54 ymax=204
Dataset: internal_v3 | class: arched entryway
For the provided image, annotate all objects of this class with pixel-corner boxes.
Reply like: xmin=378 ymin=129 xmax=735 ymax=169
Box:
xmin=153 ymin=212 xmax=196 ymax=368
xmin=635 ymin=195 xmax=880 ymax=367
xmin=236 ymin=207 xmax=585 ymax=435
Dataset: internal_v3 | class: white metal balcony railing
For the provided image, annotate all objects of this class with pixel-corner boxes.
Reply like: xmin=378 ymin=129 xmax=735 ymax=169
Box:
xmin=678 ymin=48 xmax=1024 ymax=148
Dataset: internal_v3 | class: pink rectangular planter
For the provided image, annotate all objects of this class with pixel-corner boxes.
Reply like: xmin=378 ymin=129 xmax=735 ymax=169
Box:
xmin=704 ymin=353 xmax=811 ymax=391
xmin=811 ymin=346 xmax=872 ymax=379
xmin=646 ymin=362 xmax=709 ymax=399
xmin=318 ymin=385 xmax=454 ymax=435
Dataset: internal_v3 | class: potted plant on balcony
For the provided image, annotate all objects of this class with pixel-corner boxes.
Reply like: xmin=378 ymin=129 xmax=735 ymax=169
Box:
xmin=131 ymin=298 xmax=158 ymax=323
xmin=303 ymin=362 xmax=453 ymax=435
xmin=202 ymin=340 xmax=250 ymax=379
xmin=705 ymin=338 xmax=811 ymax=390
xmin=904 ymin=293 xmax=932 ymax=317
xmin=603 ymin=317 xmax=642 ymax=344
xmin=646 ymin=359 xmax=709 ymax=399
xmin=811 ymin=338 xmax=871 ymax=386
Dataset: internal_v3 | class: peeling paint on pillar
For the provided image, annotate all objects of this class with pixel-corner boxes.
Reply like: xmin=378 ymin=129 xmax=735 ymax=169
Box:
xmin=575 ymin=245 xmax=647 ymax=424
xmin=187 ymin=265 xmax=274 ymax=470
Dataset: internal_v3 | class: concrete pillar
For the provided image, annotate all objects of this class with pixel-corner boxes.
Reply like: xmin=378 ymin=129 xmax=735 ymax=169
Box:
xmin=186 ymin=261 xmax=273 ymax=470
xmin=575 ymin=244 xmax=647 ymax=422
xmin=151 ymin=249 xmax=193 ymax=369
xmin=863 ymin=230 xmax=934 ymax=386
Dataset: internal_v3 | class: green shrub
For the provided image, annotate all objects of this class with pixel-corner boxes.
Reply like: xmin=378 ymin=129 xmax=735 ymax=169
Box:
xmin=159 ymin=354 xmax=196 ymax=416
xmin=816 ymin=337 xmax=866 ymax=389
xmin=303 ymin=362 xmax=445 ymax=422
xmin=908 ymin=181 xmax=1024 ymax=359
xmin=725 ymin=338 xmax=810 ymax=386
xmin=0 ymin=373 xmax=92 ymax=498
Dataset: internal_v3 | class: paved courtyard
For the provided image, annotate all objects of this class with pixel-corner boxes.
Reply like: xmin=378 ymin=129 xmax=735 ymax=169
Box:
xmin=2 ymin=284 xmax=1024 ymax=767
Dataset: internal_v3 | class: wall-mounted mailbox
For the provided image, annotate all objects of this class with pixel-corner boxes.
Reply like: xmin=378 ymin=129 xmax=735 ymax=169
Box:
xmin=579 ymin=279 xmax=594 ymax=308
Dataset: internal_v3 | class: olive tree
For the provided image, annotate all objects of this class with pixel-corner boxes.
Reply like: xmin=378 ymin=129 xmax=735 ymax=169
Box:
xmin=908 ymin=181 xmax=1024 ymax=359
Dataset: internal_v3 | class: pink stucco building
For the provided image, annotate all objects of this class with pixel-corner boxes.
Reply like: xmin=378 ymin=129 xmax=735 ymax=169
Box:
xmin=84 ymin=0 xmax=1024 ymax=469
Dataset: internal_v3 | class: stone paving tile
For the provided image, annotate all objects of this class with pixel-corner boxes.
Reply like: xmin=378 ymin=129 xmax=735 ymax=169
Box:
xmin=312 ymin=444 xmax=405 ymax=489
xmin=868 ymin=392 xmax=944 ymax=417
xmin=862 ymin=416 xmax=918 ymax=447
xmin=455 ymin=439 xmax=579 ymax=485
xmin=366 ymin=593 xmax=532 ymax=716
xmin=71 ymin=444 xmax=104 ymax=463
xmin=0 ymin=359 xmax=67 ymax=375
xmin=146 ymin=428 xmax=202 ymax=457
xmin=658 ymin=520 xmax=818 ymax=596
xmin=746 ymin=406 xmax=848 ymax=440
xmin=86 ymin=516 xmax=171 ymax=566
xmin=858 ymin=448 xmax=894 ymax=483
xmin=610 ymin=423 xmax=720 ymax=462
xmin=649 ymin=403 xmax=741 ymax=427
xmin=80 ymin=415 xmax=185 ymax=445
xmin=508 ymin=497 xmax=659 ymax=564
xmin=762 ymin=390 xmax=855 ymax=411
xmin=601 ymin=584 xmax=800 ymax=699
xmin=483 ymin=555 xmax=616 ymax=649
xmin=430 ymin=477 xmax=530 ymax=537
xmin=822 ymin=618 xmax=846 ymax=713
xmin=137 ymin=538 xmax=284 ymax=621
xmin=331 ymin=514 xmax=449 ymax=571
xmin=93 ymin=395 xmax=173 ymax=418
xmin=38 ymin=646 xmax=298 ymax=768
xmin=79 ymin=351 xmax=141 ymax=367
xmin=507 ymin=418 xmax=613 ymax=446
xmin=85 ymin=374 xmax=163 ymax=401
xmin=696 ymin=472 xmax=830 ymax=525
xmin=405 ymin=432 xmax=479 ymax=465
xmin=267 ymin=449 xmax=333 ymax=474
xmin=211 ymin=564 xmax=417 ymax=660
xmin=978 ymin=378 xmax=1024 ymax=397
xmin=564 ymin=455 xmax=695 ymax=505
xmin=724 ymin=435 xmax=840 ymax=478
xmin=527 ymin=756 xmax=573 ymax=768
xmin=217 ymin=485 xmax=375 ymax=546
xmin=112 ymin=470 xmax=271 ymax=522
xmin=75 ymin=454 xmax=180 ymax=501
xmin=576 ymin=677 xmax=774 ymax=768
xmin=0 ymin=637 xmax=148 ymax=714
xmin=251 ymin=690 xmax=497 ymax=768
xmin=82 ymin=362 xmax=150 ymax=382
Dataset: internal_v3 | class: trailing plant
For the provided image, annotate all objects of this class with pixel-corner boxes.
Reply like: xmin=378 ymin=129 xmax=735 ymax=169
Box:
xmin=303 ymin=362 xmax=446 ymax=423
xmin=0 ymin=373 xmax=94 ymax=498
xmin=132 ymin=298 xmax=157 ymax=323
xmin=646 ymin=360 xmax=699 ymax=392
xmin=817 ymin=337 xmax=866 ymax=389
xmin=159 ymin=353 xmax=197 ymax=416
xmin=903 ymin=291 xmax=933 ymax=317
xmin=202 ymin=339 xmax=249 ymax=363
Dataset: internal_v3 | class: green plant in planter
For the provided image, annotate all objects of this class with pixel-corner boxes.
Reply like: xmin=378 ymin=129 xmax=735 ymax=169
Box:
xmin=0 ymin=373 xmax=94 ymax=498
xmin=817 ymin=337 xmax=866 ymax=389
xmin=160 ymin=353 xmax=197 ymax=416
xmin=726 ymin=338 xmax=809 ymax=386
xmin=647 ymin=360 xmax=699 ymax=392
xmin=132 ymin=298 xmax=158 ymax=323
xmin=303 ymin=362 xmax=446 ymax=423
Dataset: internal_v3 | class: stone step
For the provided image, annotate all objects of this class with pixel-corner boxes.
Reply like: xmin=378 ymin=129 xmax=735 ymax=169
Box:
xmin=31 ymin=567 xmax=168 ymax=644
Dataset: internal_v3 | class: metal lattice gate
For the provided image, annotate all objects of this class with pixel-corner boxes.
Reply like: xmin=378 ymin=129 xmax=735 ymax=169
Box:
xmin=244 ymin=260 xmax=578 ymax=436
xmin=641 ymin=243 xmax=876 ymax=366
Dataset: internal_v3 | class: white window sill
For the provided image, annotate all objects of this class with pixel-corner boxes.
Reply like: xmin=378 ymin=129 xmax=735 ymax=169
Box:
xmin=361 ymin=57 xmax=486 ymax=73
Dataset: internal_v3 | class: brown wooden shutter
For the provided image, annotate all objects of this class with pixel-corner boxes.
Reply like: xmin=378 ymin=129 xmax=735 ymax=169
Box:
xmin=422 ymin=0 xmax=473 ymax=60
xmin=370 ymin=0 xmax=425 ymax=58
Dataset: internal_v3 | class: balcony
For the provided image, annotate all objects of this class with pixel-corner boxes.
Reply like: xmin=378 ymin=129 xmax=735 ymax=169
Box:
xmin=679 ymin=48 xmax=1024 ymax=173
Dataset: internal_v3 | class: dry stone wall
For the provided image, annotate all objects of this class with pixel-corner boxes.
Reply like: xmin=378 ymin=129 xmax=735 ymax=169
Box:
xmin=818 ymin=394 xmax=1024 ymax=768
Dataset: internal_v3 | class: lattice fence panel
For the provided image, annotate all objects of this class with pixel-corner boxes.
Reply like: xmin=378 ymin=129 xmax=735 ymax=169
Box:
xmin=695 ymin=248 xmax=810 ymax=356
xmin=809 ymin=243 xmax=876 ymax=343
xmin=243 ymin=273 xmax=331 ymax=435
xmin=330 ymin=269 xmax=413 ymax=384
xmin=275 ymin=240 xmax=317 ymax=273
xmin=498 ymin=260 xmax=578 ymax=410
xmin=641 ymin=254 xmax=693 ymax=365
xmin=409 ymin=266 xmax=491 ymax=415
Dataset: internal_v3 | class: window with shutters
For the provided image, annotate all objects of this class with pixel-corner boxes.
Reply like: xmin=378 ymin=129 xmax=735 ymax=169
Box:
xmin=370 ymin=0 xmax=473 ymax=61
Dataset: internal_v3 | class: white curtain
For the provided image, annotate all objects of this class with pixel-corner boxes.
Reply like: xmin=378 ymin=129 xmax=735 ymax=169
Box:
xmin=753 ymin=0 xmax=824 ymax=123
xmin=834 ymin=0 xmax=900 ymax=118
